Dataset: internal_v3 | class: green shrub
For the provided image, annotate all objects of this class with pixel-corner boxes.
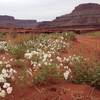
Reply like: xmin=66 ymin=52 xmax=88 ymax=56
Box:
xmin=63 ymin=32 xmax=76 ymax=41
xmin=0 ymin=32 xmax=6 ymax=41
xmin=0 ymin=41 xmax=7 ymax=53
xmin=91 ymin=62 xmax=100 ymax=88
xmin=71 ymin=58 xmax=100 ymax=89
xmin=12 ymin=59 xmax=25 ymax=68
xmin=87 ymin=31 xmax=100 ymax=37
xmin=7 ymin=44 xmax=26 ymax=59
xmin=72 ymin=61 xmax=94 ymax=84
xmin=33 ymin=64 xmax=63 ymax=85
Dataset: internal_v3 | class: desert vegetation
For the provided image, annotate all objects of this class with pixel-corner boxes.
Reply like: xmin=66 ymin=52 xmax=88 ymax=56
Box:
xmin=0 ymin=32 xmax=100 ymax=100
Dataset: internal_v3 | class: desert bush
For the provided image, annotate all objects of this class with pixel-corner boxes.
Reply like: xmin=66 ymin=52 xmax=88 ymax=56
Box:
xmin=71 ymin=57 xmax=100 ymax=89
xmin=62 ymin=32 xmax=76 ymax=41
xmin=0 ymin=41 xmax=7 ymax=53
xmin=65 ymin=55 xmax=93 ymax=83
xmin=12 ymin=59 xmax=25 ymax=68
xmin=17 ymin=66 xmax=29 ymax=86
xmin=72 ymin=61 xmax=94 ymax=84
xmin=6 ymin=33 xmax=33 ymax=44
xmin=7 ymin=44 xmax=26 ymax=59
xmin=87 ymin=31 xmax=100 ymax=37
xmin=91 ymin=62 xmax=100 ymax=88
xmin=33 ymin=64 xmax=63 ymax=85
xmin=0 ymin=32 xmax=6 ymax=41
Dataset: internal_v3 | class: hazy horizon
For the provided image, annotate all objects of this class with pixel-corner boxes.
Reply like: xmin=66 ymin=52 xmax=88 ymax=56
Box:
xmin=0 ymin=0 xmax=100 ymax=21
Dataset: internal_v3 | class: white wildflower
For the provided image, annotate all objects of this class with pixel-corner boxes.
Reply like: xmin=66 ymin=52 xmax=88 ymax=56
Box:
xmin=48 ymin=54 xmax=51 ymax=58
xmin=38 ymin=63 xmax=41 ymax=67
xmin=56 ymin=56 xmax=62 ymax=62
xmin=2 ymin=69 xmax=7 ymax=74
xmin=0 ymin=61 xmax=3 ymax=65
xmin=0 ymin=90 xmax=6 ymax=97
xmin=43 ymin=54 xmax=48 ymax=62
xmin=6 ymin=64 xmax=11 ymax=68
xmin=44 ymin=62 xmax=48 ymax=66
xmin=64 ymin=66 xmax=69 ymax=69
xmin=2 ymin=57 xmax=5 ymax=60
xmin=10 ymin=58 xmax=13 ymax=61
xmin=24 ymin=52 xmax=33 ymax=59
xmin=60 ymin=63 xmax=63 ymax=66
xmin=0 ymin=74 xmax=6 ymax=83
xmin=3 ymin=83 xmax=10 ymax=89
xmin=6 ymin=87 xmax=13 ymax=94
xmin=63 ymin=70 xmax=70 ymax=80
xmin=31 ymin=51 xmax=38 ymax=55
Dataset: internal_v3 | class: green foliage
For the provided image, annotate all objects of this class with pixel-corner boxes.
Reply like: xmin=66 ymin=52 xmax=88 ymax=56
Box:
xmin=18 ymin=66 xmax=29 ymax=85
xmin=0 ymin=64 xmax=5 ymax=73
xmin=91 ymin=62 xmax=100 ymax=88
xmin=33 ymin=64 xmax=63 ymax=85
xmin=87 ymin=31 xmax=100 ymax=37
xmin=72 ymin=61 xmax=93 ymax=84
xmin=0 ymin=32 xmax=6 ymax=41
xmin=72 ymin=58 xmax=100 ymax=89
xmin=12 ymin=59 xmax=25 ymax=68
xmin=7 ymin=44 xmax=26 ymax=59
xmin=63 ymin=32 xmax=76 ymax=41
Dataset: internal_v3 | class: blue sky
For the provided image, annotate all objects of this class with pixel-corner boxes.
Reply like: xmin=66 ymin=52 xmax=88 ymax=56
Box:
xmin=0 ymin=0 xmax=100 ymax=21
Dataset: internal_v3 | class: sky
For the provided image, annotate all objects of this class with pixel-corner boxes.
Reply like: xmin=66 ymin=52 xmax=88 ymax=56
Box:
xmin=0 ymin=0 xmax=100 ymax=21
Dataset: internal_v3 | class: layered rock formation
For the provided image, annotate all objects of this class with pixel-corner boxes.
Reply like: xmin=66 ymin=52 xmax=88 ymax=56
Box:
xmin=0 ymin=3 xmax=100 ymax=33
xmin=0 ymin=15 xmax=38 ymax=28
xmin=38 ymin=3 xmax=100 ymax=28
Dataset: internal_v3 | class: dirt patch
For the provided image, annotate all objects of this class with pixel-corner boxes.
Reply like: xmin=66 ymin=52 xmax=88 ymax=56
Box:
xmin=2 ymin=82 xmax=99 ymax=100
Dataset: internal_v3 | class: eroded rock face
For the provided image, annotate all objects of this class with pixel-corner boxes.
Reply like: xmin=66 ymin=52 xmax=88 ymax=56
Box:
xmin=13 ymin=20 xmax=38 ymax=28
xmin=72 ymin=3 xmax=100 ymax=15
xmin=39 ymin=3 xmax=100 ymax=28
xmin=0 ymin=3 xmax=100 ymax=31
xmin=0 ymin=15 xmax=38 ymax=28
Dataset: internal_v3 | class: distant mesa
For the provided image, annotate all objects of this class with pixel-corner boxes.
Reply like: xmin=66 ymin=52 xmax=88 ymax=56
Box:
xmin=38 ymin=3 xmax=100 ymax=28
xmin=0 ymin=15 xmax=38 ymax=28
xmin=0 ymin=3 xmax=100 ymax=33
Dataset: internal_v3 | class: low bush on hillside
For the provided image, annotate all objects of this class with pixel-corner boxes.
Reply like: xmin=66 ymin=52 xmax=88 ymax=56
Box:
xmin=7 ymin=44 xmax=26 ymax=59
xmin=62 ymin=32 xmax=76 ymax=41
xmin=71 ymin=57 xmax=100 ymax=89
xmin=87 ymin=31 xmax=100 ymax=37
xmin=33 ymin=64 xmax=63 ymax=85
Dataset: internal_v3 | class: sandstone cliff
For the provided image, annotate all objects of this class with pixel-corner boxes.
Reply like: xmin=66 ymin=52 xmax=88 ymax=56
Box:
xmin=0 ymin=15 xmax=38 ymax=28
xmin=0 ymin=3 xmax=100 ymax=30
xmin=38 ymin=3 xmax=100 ymax=28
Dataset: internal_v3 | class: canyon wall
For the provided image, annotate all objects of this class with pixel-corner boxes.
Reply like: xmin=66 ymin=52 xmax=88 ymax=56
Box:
xmin=0 ymin=3 xmax=100 ymax=33
xmin=0 ymin=15 xmax=38 ymax=28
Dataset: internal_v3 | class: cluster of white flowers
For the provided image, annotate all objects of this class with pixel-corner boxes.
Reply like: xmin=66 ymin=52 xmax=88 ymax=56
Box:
xmin=0 ymin=55 xmax=14 ymax=66
xmin=53 ymin=55 xmax=86 ymax=80
xmin=63 ymin=69 xmax=71 ymax=80
xmin=0 ymin=82 xmax=13 ymax=97
xmin=0 ymin=61 xmax=17 ymax=97
xmin=24 ymin=50 xmax=39 ymax=59
xmin=24 ymin=38 xmax=86 ymax=80
xmin=0 ymin=41 xmax=8 ymax=52
xmin=0 ymin=32 xmax=86 ymax=98
xmin=65 ymin=55 xmax=86 ymax=64
xmin=63 ymin=65 xmax=71 ymax=80
xmin=24 ymin=34 xmax=70 ymax=68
